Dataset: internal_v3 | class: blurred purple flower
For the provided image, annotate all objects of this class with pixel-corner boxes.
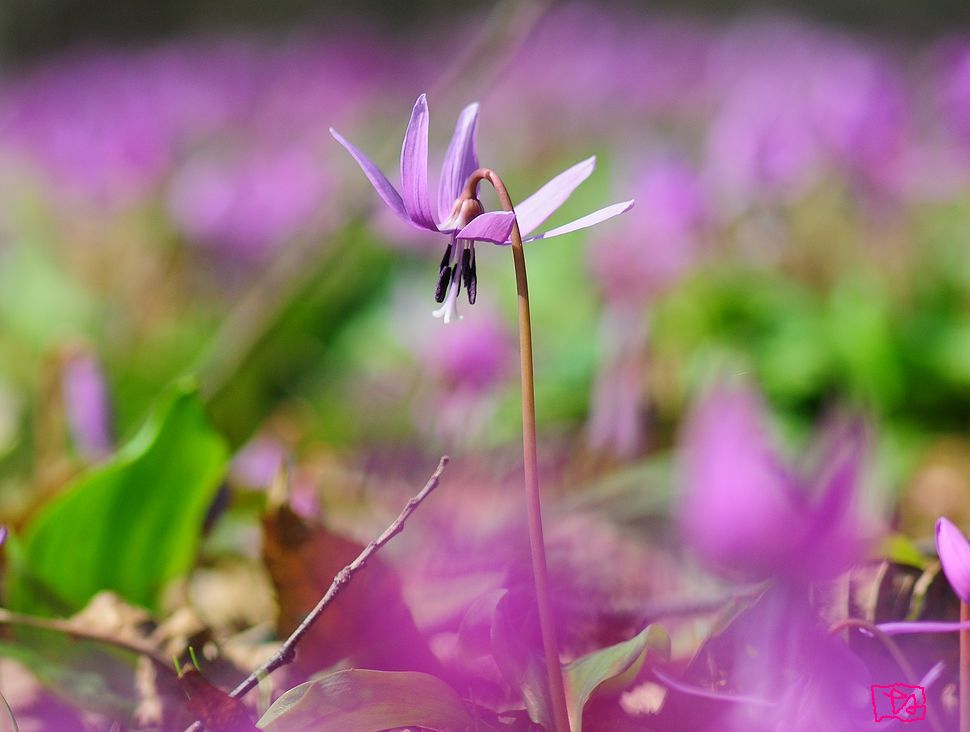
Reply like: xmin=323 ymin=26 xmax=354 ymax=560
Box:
xmin=707 ymin=74 xmax=821 ymax=204
xmin=937 ymin=39 xmax=970 ymax=151
xmin=585 ymin=307 xmax=648 ymax=459
xmin=588 ymin=156 xmax=705 ymax=306
xmin=678 ymin=380 xmax=871 ymax=583
xmin=331 ymin=94 xmax=633 ymax=322
xmin=807 ymin=43 xmax=909 ymax=193
xmin=62 ymin=348 xmax=114 ymax=461
xmin=403 ymin=306 xmax=515 ymax=442
xmin=167 ymin=145 xmax=329 ymax=260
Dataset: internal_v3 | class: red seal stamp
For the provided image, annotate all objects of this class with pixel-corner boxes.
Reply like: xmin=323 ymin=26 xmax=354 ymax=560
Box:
xmin=870 ymin=683 xmax=926 ymax=722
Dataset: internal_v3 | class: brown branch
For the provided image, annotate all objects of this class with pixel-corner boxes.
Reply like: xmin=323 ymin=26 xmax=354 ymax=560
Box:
xmin=183 ymin=456 xmax=449 ymax=732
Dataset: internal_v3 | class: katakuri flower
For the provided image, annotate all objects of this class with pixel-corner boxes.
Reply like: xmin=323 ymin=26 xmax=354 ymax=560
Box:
xmin=330 ymin=94 xmax=633 ymax=323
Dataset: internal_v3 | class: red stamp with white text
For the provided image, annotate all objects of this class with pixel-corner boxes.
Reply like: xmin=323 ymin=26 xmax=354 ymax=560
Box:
xmin=870 ymin=683 xmax=926 ymax=723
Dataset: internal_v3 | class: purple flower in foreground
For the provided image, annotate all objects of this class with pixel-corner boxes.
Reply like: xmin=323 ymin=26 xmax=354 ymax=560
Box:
xmin=62 ymin=348 xmax=114 ymax=461
xmin=937 ymin=517 xmax=970 ymax=604
xmin=678 ymin=380 xmax=871 ymax=583
xmin=331 ymin=94 xmax=633 ymax=322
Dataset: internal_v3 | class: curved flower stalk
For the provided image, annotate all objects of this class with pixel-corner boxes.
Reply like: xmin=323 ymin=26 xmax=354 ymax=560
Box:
xmin=330 ymin=94 xmax=633 ymax=323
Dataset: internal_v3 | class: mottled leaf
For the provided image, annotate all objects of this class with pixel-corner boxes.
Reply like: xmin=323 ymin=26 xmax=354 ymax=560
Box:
xmin=257 ymin=669 xmax=474 ymax=732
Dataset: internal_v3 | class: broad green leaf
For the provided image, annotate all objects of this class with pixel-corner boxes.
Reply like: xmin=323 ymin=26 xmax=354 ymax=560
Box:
xmin=7 ymin=380 xmax=228 ymax=615
xmin=199 ymin=228 xmax=393 ymax=448
xmin=563 ymin=624 xmax=670 ymax=731
xmin=257 ymin=669 xmax=474 ymax=732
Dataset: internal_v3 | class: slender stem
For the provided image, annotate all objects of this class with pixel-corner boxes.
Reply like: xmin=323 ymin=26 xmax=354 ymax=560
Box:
xmin=962 ymin=601 xmax=970 ymax=732
xmin=462 ymin=170 xmax=571 ymax=732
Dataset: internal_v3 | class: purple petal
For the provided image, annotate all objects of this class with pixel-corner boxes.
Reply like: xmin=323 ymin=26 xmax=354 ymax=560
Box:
xmin=678 ymin=381 xmax=806 ymax=580
xmin=937 ymin=517 xmax=970 ymax=604
xmin=437 ymin=103 xmax=480 ymax=224
xmin=877 ymin=620 xmax=970 ymax=635
xmin=522 ymin=200 xmax=634 ymax=243
xmin=456 ymin=211 xmax=516 ymax=244
xmin=330 ymin=127 xmax=408 ymax=224
xmin=514 ymin=156 xmax=596 ymax=236
xmin=399 ymin=94 xmax=438 ymax=231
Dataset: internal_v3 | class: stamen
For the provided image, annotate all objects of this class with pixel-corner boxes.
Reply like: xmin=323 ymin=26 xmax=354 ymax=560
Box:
xmin=438 ymin=243 xmax=453 ymax=272
xmin=466 ymin=247 xmax=477 ymax=305
xmin=434 ymin=266 xmax=452 ymax=303
xmin=432 ymin=264 xmax=463 ymax=323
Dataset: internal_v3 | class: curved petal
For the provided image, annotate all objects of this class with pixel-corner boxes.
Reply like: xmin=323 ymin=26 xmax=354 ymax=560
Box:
xmin=522 ymin=200 xmax=634 ymax=243
xmin=400 ymin=94 xmax=438 ymax=231
xmin=937 ymin=517 xmax=970 ymax=603
xmin=330 ymin=128 xmax=408 ymax=223
xmin=456 ymin=211 xmax=516 ymax=244
xmin=437 ymin=102 xmax=480 ymax=224
xmin=515 ymin=156 xmax=596 ymax=236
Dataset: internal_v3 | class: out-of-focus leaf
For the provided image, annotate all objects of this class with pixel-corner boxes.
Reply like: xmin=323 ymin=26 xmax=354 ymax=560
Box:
xmin=0 ymin=592 xmax=189 ymax=725
xmin=880 ymin=533 xmax=927 ymax=569
xmin=262 ymin=498 xmax=439 ymax=676
xmin=7 ymin=380 xmax=228 ymax=615
xmin=489 ymin=588 xmax=552 ymax=731
xmin=200 ymin=228 xmax=393 ymax=448
xmin=456 ymin=589 xmax=505 ymax=666
xmin=0 ymin=638 xmax=137 ymax=720
xmin=825 ymin=276 xmax=902 ymax=411
xmin=178 ymin=668 xmax=257 ymax=732
xmin=563 ymin=624 xmax=670 ymax=731
xmin=256 ymin=669 xmax=475 ymax=732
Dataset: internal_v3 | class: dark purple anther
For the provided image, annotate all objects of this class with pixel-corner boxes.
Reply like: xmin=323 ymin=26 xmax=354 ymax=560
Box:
xmin=438 ymin=243 xmax=453 ymax=272
xmin=462 ymin=247 xmax=478 ymax=305
xmin=435 ymin=266 xmax=452 ymax=303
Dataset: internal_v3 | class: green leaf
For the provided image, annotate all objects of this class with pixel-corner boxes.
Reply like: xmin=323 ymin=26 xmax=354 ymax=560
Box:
xmin=563 ymin=624 xmax=670 ymax=732
xmin=257 ymin=669 xmax=475 ymax=732
xmin=7 ymin=380 xmax=228 ymax=615
xmin=880 ymin=533 xmax=928 ymax=570
xmin=0 ymin=638 xmax=138 ymax=720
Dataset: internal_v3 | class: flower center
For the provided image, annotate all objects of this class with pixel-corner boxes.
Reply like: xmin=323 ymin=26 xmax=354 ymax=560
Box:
xmin=433 ymin=236 xmax=477 ymax=323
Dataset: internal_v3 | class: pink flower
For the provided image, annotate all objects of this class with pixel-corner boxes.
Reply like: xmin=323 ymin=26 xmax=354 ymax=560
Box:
xmin=331 ymin=94 xmax=632 ymax=322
